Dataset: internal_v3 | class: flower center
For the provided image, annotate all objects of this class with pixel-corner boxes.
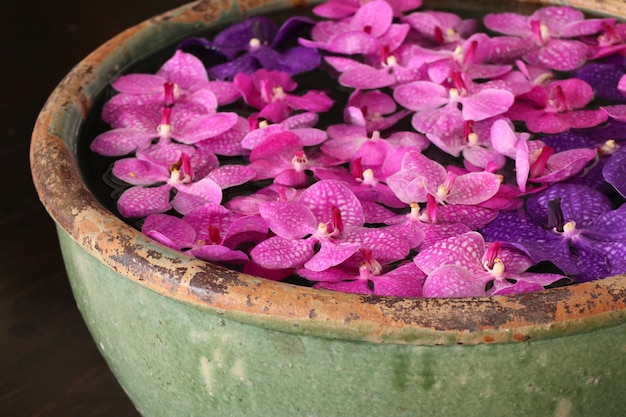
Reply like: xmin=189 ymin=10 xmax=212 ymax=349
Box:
xmin=168 ymin=153 xmax=193 ymax=184
xmin=249 ymin=37 xmax=262 ymax=49
xmin=599 ymin=139 xmax=619 ymax=156
xmin=547 ymin=197 xmax=578 ymax=237
xmin=291 ymin=151 xmax=308 ymax=171
xmin=436 ymin=172 xmax=458 ymax=202
xmin=272 ymin=86 xmax=286 ymax=102
xmin=157 ymin=107 xmax=173 ymax=137
xmin=530 ymin=20 xmax=550 ymax=45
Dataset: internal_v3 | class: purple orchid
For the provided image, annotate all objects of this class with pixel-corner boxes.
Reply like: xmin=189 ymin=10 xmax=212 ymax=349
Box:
xmin=234 ymin=69 xmax=333 ymax=123
xmin=414 ymin=232 xmax=566 ymax=297
xmin=178 ymin=16 xmax=321 ymax=80
xmin=505 ymin=78 xmax=608 ymax=134
xmin=481 ymin=183 xmax=626 ymax=281
xmin=484 ymin=6 xmax=613 ymax=71
xmin=574 ymin=56 xmax=626 ymax=103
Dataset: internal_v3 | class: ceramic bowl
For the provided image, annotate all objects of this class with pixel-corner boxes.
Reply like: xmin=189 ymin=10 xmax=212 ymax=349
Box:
xmin=30 ymin=0 xmax=626 ymax=416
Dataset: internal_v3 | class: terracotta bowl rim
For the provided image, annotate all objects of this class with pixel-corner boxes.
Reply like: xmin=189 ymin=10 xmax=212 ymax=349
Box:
xmin=30 ymin=0 xmax=626 ymax=346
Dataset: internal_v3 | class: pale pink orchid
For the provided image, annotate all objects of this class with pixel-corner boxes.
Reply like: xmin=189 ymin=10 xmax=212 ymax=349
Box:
xmin=393 ymin=73 xmax=515 ymax=138
xmin=386 ymin=150 xmax=502 ymax=206
xmin=484 ymin=6 xmax=614 ymax=70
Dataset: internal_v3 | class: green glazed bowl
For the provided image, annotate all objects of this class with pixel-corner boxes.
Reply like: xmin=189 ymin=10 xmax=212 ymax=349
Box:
xmin=30 ymin=0 xmax=626 ymax=416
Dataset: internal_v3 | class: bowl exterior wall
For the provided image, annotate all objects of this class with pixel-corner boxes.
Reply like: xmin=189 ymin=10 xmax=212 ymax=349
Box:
xmin=58 ymin=227 xmax=626 ymax=417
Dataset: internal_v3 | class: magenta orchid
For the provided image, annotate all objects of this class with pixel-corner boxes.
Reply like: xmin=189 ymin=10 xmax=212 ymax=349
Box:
xmin=89 ymin=3 xmax=626 ymax=299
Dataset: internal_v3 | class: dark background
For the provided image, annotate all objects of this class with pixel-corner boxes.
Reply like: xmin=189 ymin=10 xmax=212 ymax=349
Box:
xmin=1 ymin=1 xmax=186 ymax=416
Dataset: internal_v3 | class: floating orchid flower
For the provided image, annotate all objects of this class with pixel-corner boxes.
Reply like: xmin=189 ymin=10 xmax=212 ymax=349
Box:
xmin=312 ymin=0 xmax=422 ymax=19
xmin=427 ymin=118 xmax=506 ymax=171
xmin=91 ymin=105 xmax=239 ymax=157
xmin=234 ymin=69 xmax=333 ymax=123
xmin=301 ymin=0 xmax=400 ymax=56
xmin=141 ymin=205 xmax=268 ymax=264
xmin=484 ymin=6 xmax=613 ymax=71
xmin=481 ymin=183 xmax=626 ymax=281
xmin=241 ymin=112 xmax=327 ymax=150
xmin=490 ymin=118 xmax=597 ymax=192
xmin=393 ymin=73 xmax=515 ymax=138
xmin=310 ymin=261 xmax=426 ymax=297
xmin=506 ymin=78 xmax=608 ymax=134
xmin=383 ymin=196 xmax=497 ymax=250
xmin=178 ymin=16 xmax=321 ymax=80
xmin=602 ymin=147 xmax=626 ymax=198
xmin=247 ymin=131 xmax=340 ymax=187
xmin=402 ymin=10 xmax=476 ymax=49
xmin=321 ymin=124 xmax=428 ymax=171
xmin=344 ymin=90 xmax=411 ymax=132
xmin=425 ymin=33 xmax=512 ymax=85
xmin=414 ymin=232 xmax=566 ymax=297
xmin=582 ymin=20 xmax=626 ymax=59
xmin=574 ymin=56 xmax=626 ymax=103
xmin=250 ymin=180 xmax=409 ymax=271
xmin=387 ymin=150 xmax=502 ymax=206
xmin=113 ymin=152 xmax=223 ymax=217
xmin=102 ymin=50 xmax=240 ymax=122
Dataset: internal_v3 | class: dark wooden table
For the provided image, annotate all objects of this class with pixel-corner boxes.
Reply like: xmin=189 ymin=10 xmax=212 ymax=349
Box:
xmin=1 ymin=1 xmax=188 ymax=415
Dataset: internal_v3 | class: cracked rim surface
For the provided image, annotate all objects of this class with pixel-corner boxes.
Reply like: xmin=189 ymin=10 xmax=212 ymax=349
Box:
xmin=30 ymin=0 xmax=626 ymax=346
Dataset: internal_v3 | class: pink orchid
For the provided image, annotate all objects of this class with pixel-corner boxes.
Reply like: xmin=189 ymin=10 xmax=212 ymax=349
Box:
xmin=506 ymin=78 xmax=608 ymax=134
xmin=234 ymin=69 xmax=333 ymax=123
xmin=302 ymin=0 xmax=397 ymax=55
xmin=484 ymin=6 xmax=613 ymax=70
xmin=141 ymin=205 xmax=268 ymax=264
xmin=250 ymin=180 xmax=409 ymax=271
xmin=311 ymin=261 xmax=426 ymax=297
xmin=241 ymin=112 xmax=327 ymax=150
xmin=91 ymin=105 xmax=239 ymax=156
xmin=386 ymin=150 xmax=502 ymax=206
xmin=344 ymin=90 xmax=411 ymax=132
xmin=393 ymin=73 xmax=515 ymax=138
xmin=102 ymin=50 xmax=240 ymax=125
xmin=425 ymin=33 xmax=512 ymax=85
xmin=401 ymin=10 xmax=477 ymax=48
xmin=247 ymin=131 xmax=340 ymax=187
xmin=113 ymin=152 xmax=223 ymax=217
xmin=321 ymin=124 xmax=428 ymax=170
xmin=414 ymin=232 xmax=566 ymax=297
xmin=312 ymin=0 xmax=422 ymax=19
xmin=491 ymin=118 xmax=598 ymax=192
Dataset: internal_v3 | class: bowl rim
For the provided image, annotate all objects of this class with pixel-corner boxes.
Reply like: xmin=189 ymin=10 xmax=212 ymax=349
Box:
xmin=30 ymin=0 xmax=626 ymax=346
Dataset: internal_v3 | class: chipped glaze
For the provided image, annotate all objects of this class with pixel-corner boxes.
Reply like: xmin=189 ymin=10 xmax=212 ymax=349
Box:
xmin=30 ymin=1 xmax=626 ymax=416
